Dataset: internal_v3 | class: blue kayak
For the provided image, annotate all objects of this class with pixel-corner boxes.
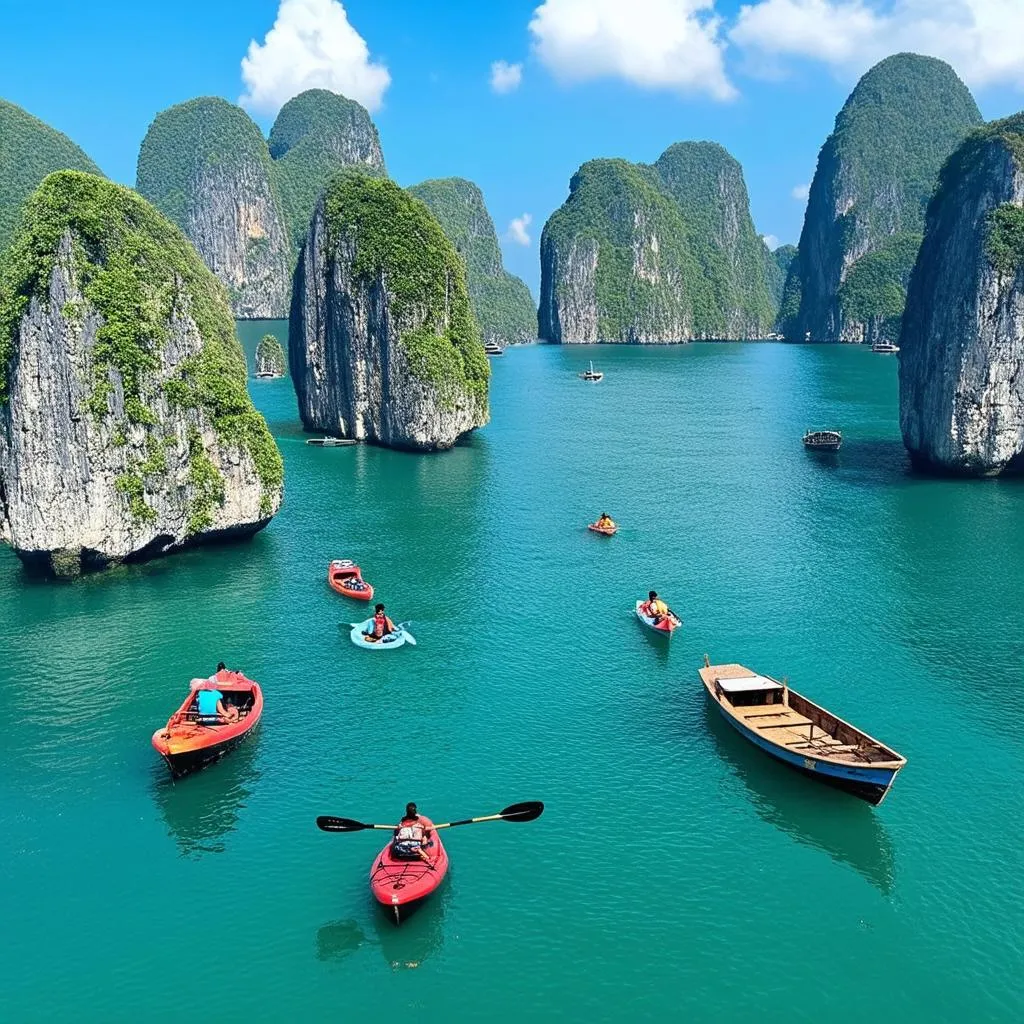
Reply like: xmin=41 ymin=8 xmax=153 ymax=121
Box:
xmin=350 ymin=620 xmax=410 ymax=650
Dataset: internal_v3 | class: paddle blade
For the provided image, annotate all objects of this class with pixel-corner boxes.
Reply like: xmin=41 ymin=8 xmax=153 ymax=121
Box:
xmin=500 ymin=800 xmax=544 ymax=823
xmin=316 ymin=816 xmax=370 ymax=833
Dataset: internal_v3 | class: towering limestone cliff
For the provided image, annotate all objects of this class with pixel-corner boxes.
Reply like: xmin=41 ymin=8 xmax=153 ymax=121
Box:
xmin=538 ymin=143 xmax=774 ymax=343
xmin=766 ymin=244 xmax=797 ymax=316
xmin=786 ymin=54 xmax=982 ymax=343
xmin=900 ymin=115 xmax=1024 ymax=476
xmin=136 ymin=97 xmax=291 ymax=319
xmin=0 ymin=99 xmax=101 ymax=252
xmin=290 ymin=174 xmax=489 ymax=450
xmin=136 ymin=89 xmax=385 ymax=319
xmin=408 ymin=178 xmax=535 ymax=346
xmin=269 ymin=89 xmax=385 ymax=261
xmin=0 ymin=172 xmax=283 ymax=576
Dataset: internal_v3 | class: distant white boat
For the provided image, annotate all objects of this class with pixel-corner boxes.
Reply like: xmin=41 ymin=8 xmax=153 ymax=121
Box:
xmin=483 ymin=340 xmax=504 ymax=356
xmin=579 ymin=360 xmax=603 ymax=382
xmin=871 ymin=341 xmax=900 ymax=353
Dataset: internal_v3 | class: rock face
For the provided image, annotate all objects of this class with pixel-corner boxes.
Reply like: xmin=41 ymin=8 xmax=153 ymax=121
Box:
xmin=900 ymin=115 xmax=1024 ymax=476
xmin=0 ymin=98 xmax=101 ymax=251
xmin=0 ymin=172 xmax=284 ymax=576
xmin=539 ymin=144 xmax=775 ymax=343
xmin=289 ymin=174 xmax=489 ymax=450
xmin=784 ymin=54 xmax=982 ymax=343
xmin=766 ymin=244 xmax=797 ymax=318
xmin=269 ymin=89 xmax=386 ymax=261
xmin=255 ymin=333 xmax=286 ymax=377
xmin=136 ymin=97 xmax=291 ymax=319
xmin=408 ymin=178 xmax=535 ymax=346
xmin=136 ymin=90 xmax=385 ymax=319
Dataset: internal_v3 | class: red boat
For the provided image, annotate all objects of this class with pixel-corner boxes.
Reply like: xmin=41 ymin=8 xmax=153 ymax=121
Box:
xmin=151 ymin=669 xmax=263 ymax=778
xmin=369 ymin=818 xmax=449 ymax=924
xmin=588 ymin=523 xmax=617 ymax=536
xmin=635 ymin=599 xmax=682 ymax=635
xmin=328 ymin=559 xmax=374 ymax=601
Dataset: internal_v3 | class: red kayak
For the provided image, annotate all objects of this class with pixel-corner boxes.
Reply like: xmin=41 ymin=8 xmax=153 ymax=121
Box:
xmin=635 ymin=599 xmax=682 ymax=635
xmin=588 ymin=523 xmax=617 ymax=536
xmin=328 ymin=559 xmax=374 ymax=600
xmin=370 ymin=818 xmax=449 ymax=924
xmin=152 ymin=669 xmax=263 ymax=778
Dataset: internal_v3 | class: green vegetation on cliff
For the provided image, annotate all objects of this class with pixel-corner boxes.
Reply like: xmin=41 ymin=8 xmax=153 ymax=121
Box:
xmin=987 ymin=204 xmax=1024 ymax=275
xmin=255 ymin=333 xmax=286 ymax=375
xmin=839 ymin=232 xmax=922 ymax=338
xmin=766 ymin=244 xmax=797 ymax=313
xmin=408 ymin=178 xmax=535 ymax=346
xmin=136 ymin=97 xmax=275 ymax=231
xmin=0 ymin=99 xmax=101 ymax=252
xmin=270 ymin=90 xmax=385 ymax=258
xmin=323 ymin=174 xmax=489 ymax=405
xmin=0 ymin=171 xmax=282 ymax=508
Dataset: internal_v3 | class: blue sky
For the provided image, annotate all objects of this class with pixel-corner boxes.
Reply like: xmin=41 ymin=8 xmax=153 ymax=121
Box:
xmin=2 ymin=0 xmax=1022 ymax=296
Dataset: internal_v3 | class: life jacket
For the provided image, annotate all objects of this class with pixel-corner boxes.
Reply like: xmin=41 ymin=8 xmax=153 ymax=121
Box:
xmin=392 ymin=819 xmax=425 ymax=859
xmin=650 ymin=599 xmax=668 ymax=618
xmin=372 ymin=611 xmax=388 ymax=638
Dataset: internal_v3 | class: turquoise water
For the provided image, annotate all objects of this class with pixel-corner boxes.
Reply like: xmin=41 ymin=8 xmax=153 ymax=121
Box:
xmin=2 ymin=325 xmax=1023 ymax=1021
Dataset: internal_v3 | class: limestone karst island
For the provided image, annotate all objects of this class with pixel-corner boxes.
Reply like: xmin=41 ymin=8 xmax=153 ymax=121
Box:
xmin=2 ymin=4 xmax=1023 ymax=1022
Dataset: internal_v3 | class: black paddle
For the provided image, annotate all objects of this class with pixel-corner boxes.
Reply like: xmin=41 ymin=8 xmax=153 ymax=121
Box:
xmin=316 ymin=800 xmax=544 ymax=834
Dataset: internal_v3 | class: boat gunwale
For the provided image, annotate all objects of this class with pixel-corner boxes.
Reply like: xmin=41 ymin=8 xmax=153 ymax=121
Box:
xmin=698 ymin=663 xmax=905 ymax=769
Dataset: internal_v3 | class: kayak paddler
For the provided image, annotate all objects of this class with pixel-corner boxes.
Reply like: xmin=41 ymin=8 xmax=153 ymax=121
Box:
xmin=642 ymin=590 xmax=670 ymax=624
xmin=392 ymin=802 xmax=436 ymax=868
xmin=595 ymin=512 xmax=616 ymax=530
xmin=364 ymin=603 xmax=397 ymax=643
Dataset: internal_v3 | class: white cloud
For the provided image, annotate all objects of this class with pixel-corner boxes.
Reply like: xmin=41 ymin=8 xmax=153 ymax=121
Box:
xmin=240 ymin=0 xmax=390 ymax=115
xmin=792 ymin=183 xmax=811 ymax=201
xmin=762 ymin=233 xmax=780 ymax=249
xmin=491 ymin=60 xmax=524 ymax=94
xmin=529 ymin=0 xmax=736 ymax=101
xmin=730 ymin=0 xmax=1024 ymax=89
xmin=507 ymin=214 xmax=533 ymax=245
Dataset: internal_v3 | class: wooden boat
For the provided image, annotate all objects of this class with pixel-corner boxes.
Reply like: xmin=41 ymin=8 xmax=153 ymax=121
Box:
xmin=698 ymin=658 xmax=906 ymax=805
xmin=483 ymin=341 xmax=504 ymax=356
xmin=579 ymin=361 xmax=603 ymax=382
xmin=328 ymin=559 xmax=373 ymax=600
xmin=871 ymin=341 xmax=900 ymax=353
xmin=802 ymin=429 xmax=842 ymax=451
xmin=306 ymin=437 xmax=357 ymax=447
xmin=152 ymin=669 xmax=263 ymax=779
xmin=370 ymin=819 xmax=449 ymax=924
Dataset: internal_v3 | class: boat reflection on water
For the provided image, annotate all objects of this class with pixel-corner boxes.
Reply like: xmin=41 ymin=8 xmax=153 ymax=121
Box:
xmin=705 ymin=703 xmax=897 ymax=895
xmin=370 ymin=882 xmax=448 ymax=970
xmin=151 ymin=740 xmax=259 ymax=857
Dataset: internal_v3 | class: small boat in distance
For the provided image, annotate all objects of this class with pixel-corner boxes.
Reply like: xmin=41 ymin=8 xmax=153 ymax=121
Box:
xmin=152 ymin=669 xmax=263 ymax=778
xmin=635 ymin=599 xmax=682 ymax=636
xmin=254 ymin=370 xmax=283 ymax=379
xmin=802 ymin=429 xmax=842 ymax=451
xmin=484 ymin=340 xmax=504 ymax=356
xmin=871 ymin=341 xmax=900 ymax=353
xmin=306 ymin=437 xmax=357 ymax=447
xmin=328 ymin=559 xmax=373 ymax=600
xmin=699 ymin=658 xmax=906 ymax=805
xmin=579 ymin=361 xmax=603 ymax=382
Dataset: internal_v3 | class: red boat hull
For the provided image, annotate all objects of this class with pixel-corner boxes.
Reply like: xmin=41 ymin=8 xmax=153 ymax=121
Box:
xmin=588 ymin=523 xmax=617 ymax=536
xmin=635 ymin=601 xmax=681 ymax=635
xmin=152 ymin=670 xmax=263 ymax=779
xmin=370 ymin=822 xmax=449 ymax=925
xmin=328 ymin=561 xmax=374 ymax=601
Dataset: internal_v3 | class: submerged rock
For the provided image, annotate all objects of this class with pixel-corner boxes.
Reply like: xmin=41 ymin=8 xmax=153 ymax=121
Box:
xmin=289 ymin=174 xmax=489 ymax=450
xmin=255 ymin=333 xmax=286 ymax=377
xmin=408 ymin=178 xmax=535 ymax=346
xmin=0 ymin=171 xmax=284 ymax=576
xmin=900 ymin=115 xmax=1024 ymax=476
xmin=784 ymin=54 xmax=981 ymax=344
xmin=136 ymin=97 xmax=291 ymax=319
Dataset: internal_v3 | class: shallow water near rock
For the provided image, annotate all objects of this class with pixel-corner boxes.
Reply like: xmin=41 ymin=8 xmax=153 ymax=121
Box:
xmin=1 ymin=326 xmax=1022 ymax=1021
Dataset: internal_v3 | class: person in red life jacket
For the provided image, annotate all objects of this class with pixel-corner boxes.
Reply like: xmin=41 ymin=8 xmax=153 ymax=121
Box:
xmin=363 ymin=603 xmax=397 ymax=643
xmin=392 ymin=802 xmax=435 ymax=868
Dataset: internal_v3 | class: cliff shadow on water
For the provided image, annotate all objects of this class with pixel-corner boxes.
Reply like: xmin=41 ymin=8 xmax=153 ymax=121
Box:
xmin=703 ymin=703 xmax=897 ymax=895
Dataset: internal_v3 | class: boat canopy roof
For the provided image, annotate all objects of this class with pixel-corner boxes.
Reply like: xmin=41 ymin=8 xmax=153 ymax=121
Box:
xmin=716 ymin=673 xmax=783 ymax=694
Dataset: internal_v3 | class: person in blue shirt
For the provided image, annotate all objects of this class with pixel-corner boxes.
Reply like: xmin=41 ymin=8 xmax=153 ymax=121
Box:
xmin=195 ymin=685 xmax=238 ymax=725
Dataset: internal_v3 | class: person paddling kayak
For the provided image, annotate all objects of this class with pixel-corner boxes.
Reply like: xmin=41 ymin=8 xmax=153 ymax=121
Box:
xmin=595 ymin=512 xmax=616 ymax=531
xmin=641 ymin=590 xmax=673 ymax=625
xmin=392 ymin=802 xmax=436 ymax=869
xmin=363 ymin=603 xmax=397 ymax=643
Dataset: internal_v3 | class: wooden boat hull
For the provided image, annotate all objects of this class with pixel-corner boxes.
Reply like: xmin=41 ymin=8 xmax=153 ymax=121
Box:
xmin=707 ymin=696 xmax=899 ymax=805
xmin=152 ymin=673 xmax=263 ymax=779
xmin=370 ymin=827 xmax=449 ymax=925
xmin=699 ymin=662 xmax=904 ymax=806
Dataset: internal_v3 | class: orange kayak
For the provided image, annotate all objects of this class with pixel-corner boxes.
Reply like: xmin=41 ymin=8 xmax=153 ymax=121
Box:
xmin=635 ymin=600 xmax=682 ymax=635
xmin=588 ymin=523 xmax=617 ymax=536
xmin=328 ymin=559 xmax=374 ymax=600
xmin=370 ymin=818 xmax=449 ymax=925
xmin=152 ymin=669 xmax=263 ymax=778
